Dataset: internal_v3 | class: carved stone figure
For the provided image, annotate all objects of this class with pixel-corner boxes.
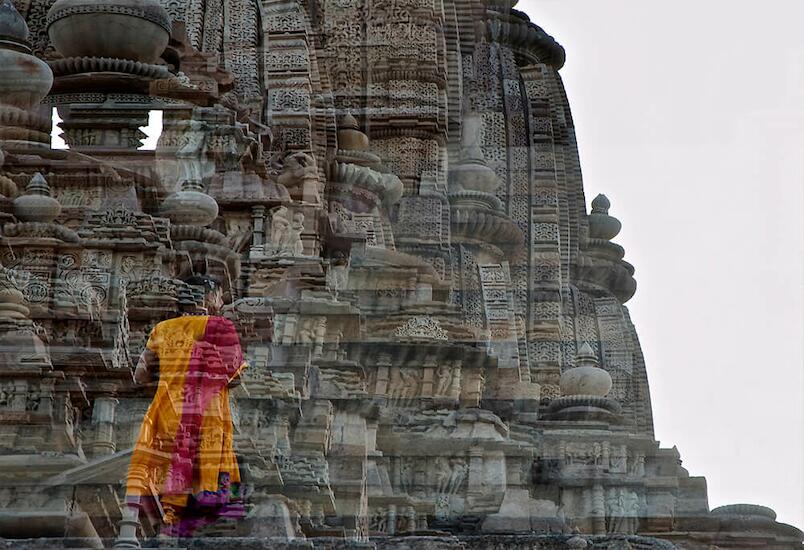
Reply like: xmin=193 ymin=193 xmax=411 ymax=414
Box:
xmin=176 ymin=120 xmax=209 ymax=185
xmin=435 ymin=363 xmax=452 ymax=396
xmin=285 ymin=212 xmax=305 ymax=256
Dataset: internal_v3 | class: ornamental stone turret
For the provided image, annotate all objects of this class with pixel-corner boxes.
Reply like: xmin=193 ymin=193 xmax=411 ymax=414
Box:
xmin=588 ymin=194 xmax=622 ymax=240
xmin=559 ymin=342 xmax=612 ymax=397
xmin=545 ymin=342 xmax=622 ymax=423
xmin=576 ymin=193 xmax=638 ymax=303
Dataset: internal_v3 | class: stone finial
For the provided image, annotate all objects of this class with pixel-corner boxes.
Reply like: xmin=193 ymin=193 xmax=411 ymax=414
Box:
xmin=0 ymin=0 xmax=29 ymax=48
xmin=449 ymin=113 xmax=500 ymax=195
xmin=588 ymin=193 xmax=622 ymax=241
xmin=160 ymin=179 xmax=219 ymax=227
xmin=559 ymin=342 xmax=612 ymax=397
xmin=340 ymin=112 xmax=359 ymax=130
xmin=591 ymin=193 xmax=610 ymax=214
xmin=13 ymin=172 xmax=62 ymax=223
xmin=576 ymin=342 xmax=598 ymax=367
xmin=337 ymin=112 xmax=369 ymax=151
xmin=0 ymin=0 xmax=53 ymax=113
xmin=47 ymin=0 xmax=171 ymax=64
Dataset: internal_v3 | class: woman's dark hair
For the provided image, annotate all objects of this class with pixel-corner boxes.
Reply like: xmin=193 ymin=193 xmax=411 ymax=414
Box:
xmin=183 ymin=274 xmax=222 ymax=294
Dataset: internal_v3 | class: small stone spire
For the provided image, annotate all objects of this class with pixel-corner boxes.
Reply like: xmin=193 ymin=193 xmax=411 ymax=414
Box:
xmin=559 ymin=342 xmax=612 ymax=397
xmin=588 ymin=193 xmax=622 ymax=241
xmin=448 ymin=112 xmax=500 ymax=196
xmin=13 ymin=172 xmax=62 ymax=223
xmin=576 ymin=342 xmax=599 ymax=368
xmin=591 ymin=194 xmax=610 ymax=214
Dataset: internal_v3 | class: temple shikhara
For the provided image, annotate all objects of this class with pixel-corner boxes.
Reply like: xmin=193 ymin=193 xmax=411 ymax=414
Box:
xmin=0 ymin=0 xmax=800 ymax=546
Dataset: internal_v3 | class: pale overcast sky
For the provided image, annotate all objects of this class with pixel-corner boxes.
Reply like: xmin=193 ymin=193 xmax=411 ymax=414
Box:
xmin=518 ymin=0 xmax=804 ymax=527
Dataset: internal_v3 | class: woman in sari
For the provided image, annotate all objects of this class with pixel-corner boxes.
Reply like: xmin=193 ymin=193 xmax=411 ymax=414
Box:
xmin=125 ymin=275 xmax=247 ymax=538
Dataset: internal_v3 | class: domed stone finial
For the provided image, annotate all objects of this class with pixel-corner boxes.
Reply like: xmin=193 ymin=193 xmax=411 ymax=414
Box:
xmin=161 ymin=179 xmax=219 ymax=227
xmin=340 ymin=112 xmax=359 ymax=130
xmin=47 ymin=0 xmax=171 ymax=63
xmin=337 ymin=112 xmax=369 ymax=151
xmin=588 ymin=193 xmax=622 ymax=241
xmin=13 ymin=172 xmax=62 ymax=223
xmin=0 ymin=0 xmax=53 ymax=114
xmin=591 ymin=194 xmax=611 ymax=214
xmin=0 ymin=0 xmax=29 ymax=49
xmin=559 ymin=342 xmax=613 ymax=397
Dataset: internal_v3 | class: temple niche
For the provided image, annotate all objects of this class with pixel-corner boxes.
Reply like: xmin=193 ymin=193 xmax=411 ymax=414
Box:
xmin=0 ymin=0 xmax=800 ymax=547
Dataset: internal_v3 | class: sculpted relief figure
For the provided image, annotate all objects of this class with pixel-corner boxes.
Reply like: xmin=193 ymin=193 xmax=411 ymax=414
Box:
xmin=176 ymin=120 xmax=210 ymax=186
xmin=399 ymin=456 xmax=413 ymax=494
xmin=270 ymin=206 xmax=291 ymax=251
xmin=607 ymin=489 xmax=640 ymax=535
xmin=277 ymin=152 xmax=316 ymax=186
xmin=285 ymin=212 xmax=305 ymax=256
xmin=268 ymin=207 xmax=304 ymax=256
xmin=276 ymin=151 xmax=320 ymax=204
xmin=435 ymin=363 xmax=452 ymax=396
xmin=398 ymin=368 xmax=419 ymax=400
xmin=436 ymin=457 xmax=468 ymax=495
xmin=446 ymin=458 xmax=468 ymax=494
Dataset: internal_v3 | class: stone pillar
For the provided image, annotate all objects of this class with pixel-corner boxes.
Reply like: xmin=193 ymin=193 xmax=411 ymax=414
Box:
xmin=88 ymin=383 xmax=118 ymax=457
xmin=420 ymin=355 xmax=435 ymax=398
xmin=328 ymin=406 xmax=370 ymax=539
xmin=592 ymin=483 xmax=606 ymax=535
xmin=405 ymin=506 xmax=416 ymax=532
xmin=374 ymin=354 xmax=391 ymax=396
xmin=386 ymin=504 xmax=397 ymax=535
xmin=467 ymin=447 xmax=485 ymax=498
xmin=252 ymin=205 xmax=266 ymax=247
xmin=114 ymin=497 xmax=143 ymax=548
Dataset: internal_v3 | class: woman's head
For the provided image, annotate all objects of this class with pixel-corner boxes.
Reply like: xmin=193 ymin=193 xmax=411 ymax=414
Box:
xmin=184 ymin=275 xmax=224 ymax=315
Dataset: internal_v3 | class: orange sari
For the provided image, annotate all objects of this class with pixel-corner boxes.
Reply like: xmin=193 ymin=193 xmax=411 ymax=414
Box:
xmin=126 ymin=315 xmax=246 ymax=533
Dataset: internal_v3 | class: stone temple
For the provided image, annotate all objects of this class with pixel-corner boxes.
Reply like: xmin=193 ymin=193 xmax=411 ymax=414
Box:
xmin=0 ymin=0 xmax=800 ymax=546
